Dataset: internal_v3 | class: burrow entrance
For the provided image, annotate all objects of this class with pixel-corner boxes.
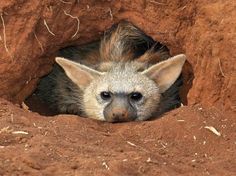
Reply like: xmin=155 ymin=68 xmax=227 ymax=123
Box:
xmin=0 ymin=1 xmax=233 ymax=116
xmin=24 ymin=24 xmax=194 ymax=117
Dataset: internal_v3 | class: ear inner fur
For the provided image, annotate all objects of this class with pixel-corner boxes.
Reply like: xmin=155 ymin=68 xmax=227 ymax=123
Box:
xmin=141 ymin=54 xmax=186 ymax=93
xmin=55 ymin=57 xmax=104 ymax=89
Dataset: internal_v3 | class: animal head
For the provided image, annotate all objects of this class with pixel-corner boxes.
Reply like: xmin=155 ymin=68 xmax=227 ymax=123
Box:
xmin=55 ymin=54 xmax=186 ymax=122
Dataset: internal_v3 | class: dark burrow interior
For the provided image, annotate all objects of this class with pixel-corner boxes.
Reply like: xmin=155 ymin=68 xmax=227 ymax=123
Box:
xmin=25 ymin=28 xmax=194 ymax=118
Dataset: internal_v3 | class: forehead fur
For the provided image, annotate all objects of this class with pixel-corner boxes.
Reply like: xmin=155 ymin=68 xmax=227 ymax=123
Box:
xmin=96 ymin=62 xmax=159 ymax=94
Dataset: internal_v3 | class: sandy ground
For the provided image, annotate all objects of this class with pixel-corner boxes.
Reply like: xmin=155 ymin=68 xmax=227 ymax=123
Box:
xmin=0 ymin=98 xmax=235 ymax=175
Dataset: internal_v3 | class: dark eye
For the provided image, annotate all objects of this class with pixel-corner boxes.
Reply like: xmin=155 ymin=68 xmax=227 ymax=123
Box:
xmin=100 ymin=91 xmax=112 ymax=100
xmin=130 ymin=92 xmax=143 ymax=101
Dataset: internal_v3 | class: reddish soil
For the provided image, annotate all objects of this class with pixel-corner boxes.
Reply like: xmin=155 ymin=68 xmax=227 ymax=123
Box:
xmin=0 ymin=99 xmax=235 ymax=175
xmin=0 ymin=0 xmax=235 ymax=175
xmin=0 ymin=0 xmax=235 ymax=110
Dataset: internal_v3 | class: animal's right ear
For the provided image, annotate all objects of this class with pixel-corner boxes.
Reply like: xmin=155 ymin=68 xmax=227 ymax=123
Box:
xmin=141 ymin=54 xmax=186 ymax=93
xmin=55 ymin=57 xmax=104 ymax=89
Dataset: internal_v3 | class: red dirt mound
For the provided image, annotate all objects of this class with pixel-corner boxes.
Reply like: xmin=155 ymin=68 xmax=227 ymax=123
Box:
xmin=0 ymin=99 xmax=235 ymax=175
xmin=0 ymin=0 xmax=235 ymax=175
xmin=0 ymin=0 xmax=235 ymax=110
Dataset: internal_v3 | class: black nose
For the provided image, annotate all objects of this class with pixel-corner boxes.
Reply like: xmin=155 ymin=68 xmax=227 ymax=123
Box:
xmin=104 ymin=108 xmax=137 ymax=122
xmin=103 ymin=95 xmax=137 ymax=122
xmin=112 ymin=109 xmax=128 ymax=121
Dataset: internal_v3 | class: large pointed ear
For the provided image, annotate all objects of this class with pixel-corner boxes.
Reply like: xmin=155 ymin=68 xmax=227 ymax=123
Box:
xmin=141 ymin=54 xmax=186 ymax=93
xmin=55 ymin=57 xmax=104 ymax=89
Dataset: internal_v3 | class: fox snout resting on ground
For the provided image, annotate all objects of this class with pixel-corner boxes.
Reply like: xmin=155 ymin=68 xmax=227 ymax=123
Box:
xmin=37 ymin=21 xmax=186 ymax=122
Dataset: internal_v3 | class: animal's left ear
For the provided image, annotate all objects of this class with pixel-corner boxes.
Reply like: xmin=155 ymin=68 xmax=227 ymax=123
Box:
xmin=141 ymin=54 xmax=186 ymax=93
xmin=55 ymin=57 xmax=104 ymax=89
